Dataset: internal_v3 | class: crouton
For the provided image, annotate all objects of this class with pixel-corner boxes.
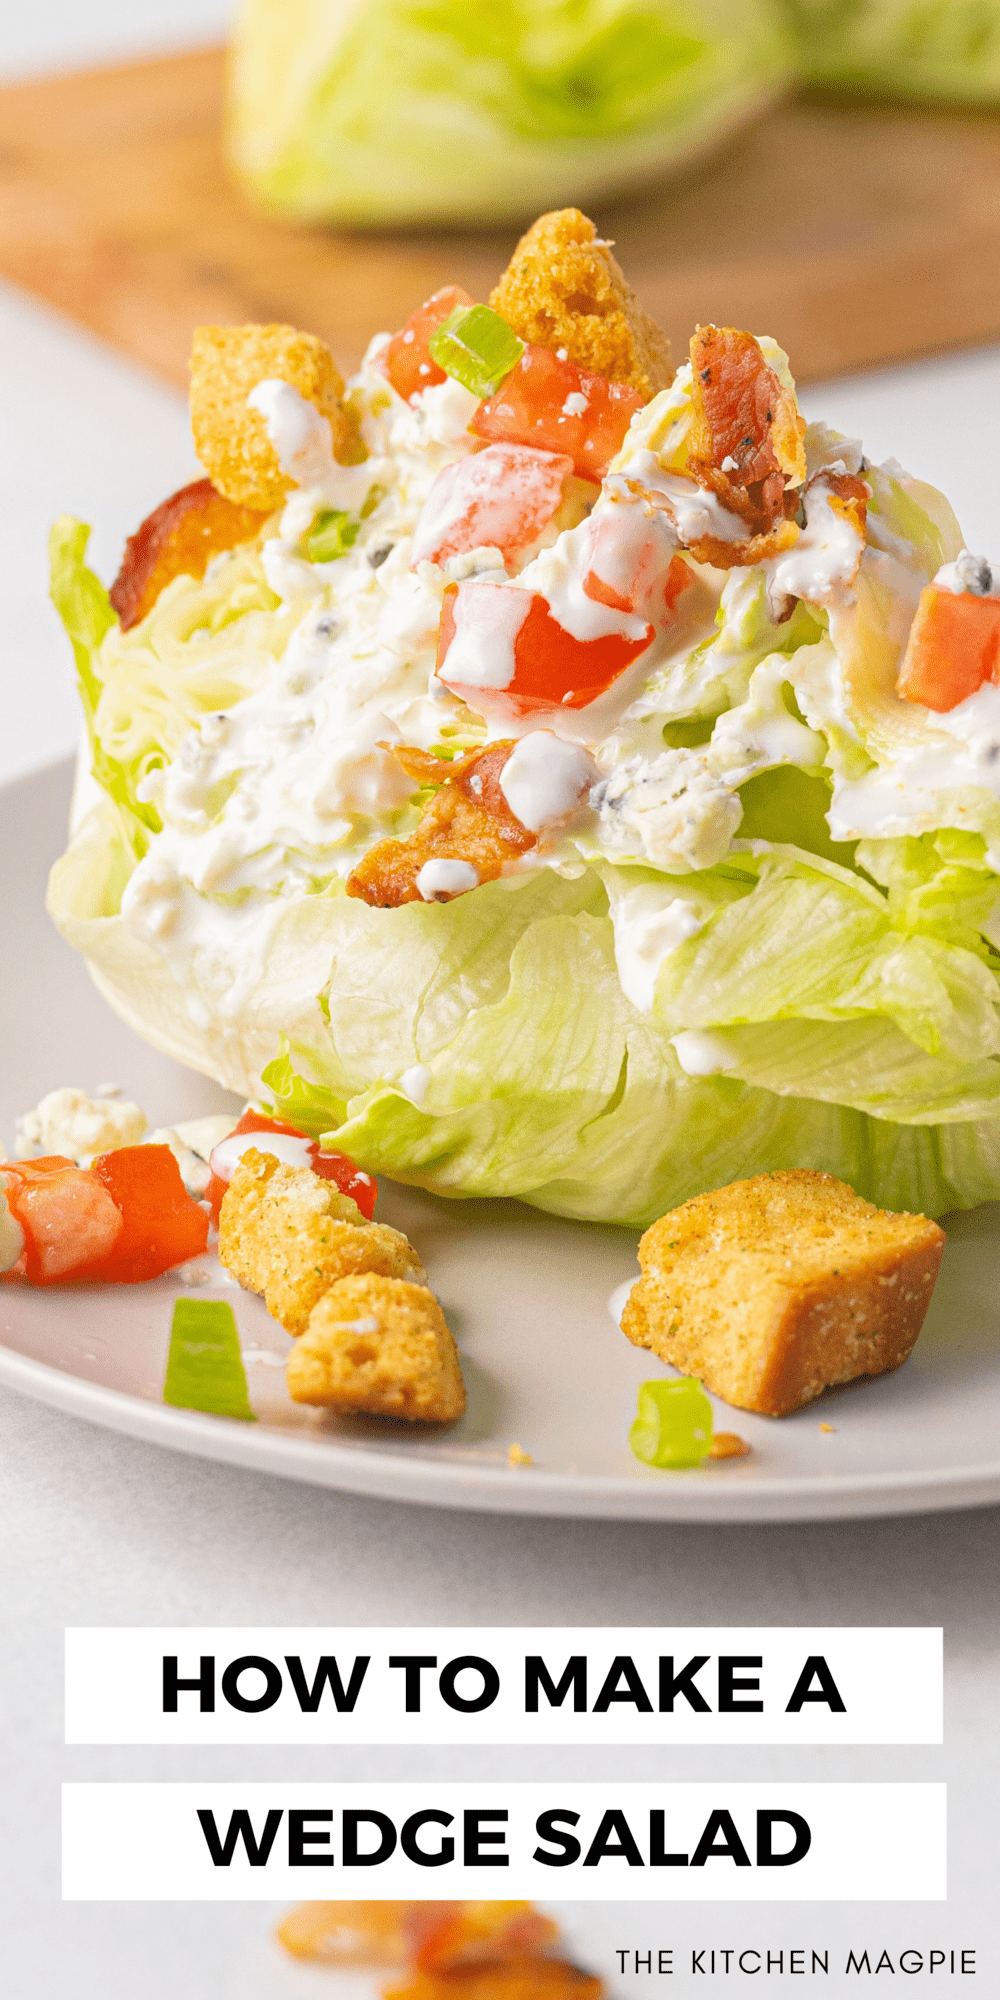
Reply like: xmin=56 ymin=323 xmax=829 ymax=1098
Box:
xmin=218 ymin=1149 xmax=425 ymax=1337
xmin=622 ymin=1170 xmax=945 ymax=1418
xmin=190 ymin=323 xmax=351 ymax=510
xmin=286 ymin=1273 xmax=466 ymax=1423
xmin=489 ymin=208 xmax=672 ymax=402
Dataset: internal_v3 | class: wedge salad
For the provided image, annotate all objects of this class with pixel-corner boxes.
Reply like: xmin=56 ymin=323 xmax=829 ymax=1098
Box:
xmin=48 ymin=208 xmax=1000 ymax=1228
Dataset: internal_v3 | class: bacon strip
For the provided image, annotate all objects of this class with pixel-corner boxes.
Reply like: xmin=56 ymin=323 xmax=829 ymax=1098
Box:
xmin=110 ymin=477 xmax=270 ymax=631
xmin=346 ymin=744 xmax=534 ymax=908
xmin=682 ymin=326 xmax=806 ymax=563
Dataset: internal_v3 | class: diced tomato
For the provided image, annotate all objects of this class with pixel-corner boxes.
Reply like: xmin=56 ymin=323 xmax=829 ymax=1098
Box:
xmin=204 ymin=1110 xmax=377 ymax=1225
xmin=1 ymin=1158 xmax=124 ymax=1286
xmin=583 ymin=512 xmax=692 ymax=620
xmin=897 ymin=584 xmax=1000 ymax=712
xmin=88 ymin=1146 xmax=209 ymax=1283
xmin=472 ymin=345 xmax=643 ymax=479
xmin=379 ymin=286 xmax=475 ymax=405
xmin=411 ymin=444 xmax=574 ymax=571
xmin=437 ymin=579 xmax=653 ymax=714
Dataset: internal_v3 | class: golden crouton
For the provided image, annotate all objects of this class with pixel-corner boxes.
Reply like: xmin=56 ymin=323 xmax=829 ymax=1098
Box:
xmin=489 ymin=208 xmax=672 ymax=402
xmin=218 ymin=1149 xmax=425 ymax=1337
xmin=286 ymin=1274 xmax=466 ymax=1423
xmin=622 ymin=1170 xmax=945 ymax=1418
xmin=190 ymin=324 xmax=351 ymax=510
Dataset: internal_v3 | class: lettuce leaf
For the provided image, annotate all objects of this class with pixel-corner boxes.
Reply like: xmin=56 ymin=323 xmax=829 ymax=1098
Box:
xmin=785 ymin=0 xmax=1000 ymax=103
xmin=227 ymin=0 xmax=795 ymax=224
xmin=48 ymin=804 xmax=1000 ymax=1222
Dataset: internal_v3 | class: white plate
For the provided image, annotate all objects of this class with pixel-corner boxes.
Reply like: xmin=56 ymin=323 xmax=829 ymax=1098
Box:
xmin=3 ymin=761 xmax=1000 ymax=1522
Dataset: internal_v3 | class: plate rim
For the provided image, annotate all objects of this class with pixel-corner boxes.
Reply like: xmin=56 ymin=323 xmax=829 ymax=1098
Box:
xmin=3 ymin=1341 xmax=999 ymax=1525
xmin=6 ymin=757 xmax=1000 ymax=1527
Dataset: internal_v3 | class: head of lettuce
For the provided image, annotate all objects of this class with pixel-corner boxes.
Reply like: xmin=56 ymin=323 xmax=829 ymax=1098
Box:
xmin=44 ymin=233 xmax=1000 ymax=1230
xmin=225 ymin=0 xmax=795 ymax=224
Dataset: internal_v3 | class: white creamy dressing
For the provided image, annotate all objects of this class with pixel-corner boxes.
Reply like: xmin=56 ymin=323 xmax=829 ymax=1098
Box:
xmin=210 ymin=1129 xmax=315 ymax=1182
xmin=670 ymin=1028 xmax=740 ymax=1076
xmin=110 ymin=332 xmax=1000 ymax=1023
xmin=828 ymin=678 xmax=1000 ymax=855
xmin=609 ymin=883 xmax=704 ymax=1011
xmin=499 ymin=733 xmax=597 ymax=831
xmin=605 ymin=452 xmax=749 ymax=548
xmin=416 ymin=858 xmax=480 ymax=899
xmin=399 ymin=1063 xmax=431 ymax=1105
xmin=607 ymin=1276 xmax=637 ymax=1328
xmin=763 ymin=469 xmax=866 ymax=615
xmin=708 ymin=654 xmax=827 ymax=788
xmin=437 ymin=578 xmax=532 ymax=690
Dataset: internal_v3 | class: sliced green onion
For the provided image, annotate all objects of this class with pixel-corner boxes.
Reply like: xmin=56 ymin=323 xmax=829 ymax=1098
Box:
xmin=629 ymin=1376 xmax=712 ymax=1469
xmin=164 ymin=1298 xmax=256 ymax=1422
xmin=428 ymin=304 xmax=524 ymax=400
xmin=305 ymin=508 xmax=360 ymax=564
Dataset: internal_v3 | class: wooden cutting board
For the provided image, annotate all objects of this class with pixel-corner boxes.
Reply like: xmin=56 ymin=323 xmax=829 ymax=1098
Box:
xmin=1 ymin=46 xmax=998 ymax=392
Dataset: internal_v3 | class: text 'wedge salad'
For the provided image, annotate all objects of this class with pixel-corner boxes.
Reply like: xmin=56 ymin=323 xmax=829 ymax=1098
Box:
xmin=48 ymin=208 xmax=1000 ymax=1227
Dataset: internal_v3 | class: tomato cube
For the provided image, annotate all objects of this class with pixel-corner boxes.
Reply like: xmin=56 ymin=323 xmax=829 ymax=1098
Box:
xmin=1 ymin=1158 xmax=124 ymax=1285
xmin=204 ymin=1111 xmax=377 ymax=1225
xmin=437 ymin=579 xmax=653 ymax=715
xmin=90 ymin=1146 xmax=209 ymax=1283
xmin=897 ymin=584 xmax=1000 ymax=712
xmin=379 ymin=286 xmax=475 ymax=405
xmin=471 ymin=345 xmax=643 ymax=479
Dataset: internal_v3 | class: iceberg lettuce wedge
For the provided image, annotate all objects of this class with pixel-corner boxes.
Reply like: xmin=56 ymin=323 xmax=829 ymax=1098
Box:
xmin=227 ymin=0 xmax=795 ymax=224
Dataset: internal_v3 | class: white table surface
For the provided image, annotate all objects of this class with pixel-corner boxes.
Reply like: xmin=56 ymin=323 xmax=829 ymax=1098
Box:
xmin=1 ymin=19 xmax=999 ymax=1991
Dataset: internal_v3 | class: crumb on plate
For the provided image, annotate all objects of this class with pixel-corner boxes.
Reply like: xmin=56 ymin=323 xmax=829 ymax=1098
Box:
xmin=708 ymin=1431 xmax=750 ymax=1459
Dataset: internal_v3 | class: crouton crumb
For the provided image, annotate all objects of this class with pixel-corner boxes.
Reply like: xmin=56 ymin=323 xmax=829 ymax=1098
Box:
xmin=286 ymin=1273 xmax=466 ymax=1423
xmin=190 ymin=323 xmax=351 ymax=509
xmin=489 ymin=208 xmax=672 ymax=402
xmin=709 ymin=1432 xmax=751 ymax=1459
xmin=622 ymin=1170 xmax=945 ymax=1418
xmin=218 ymin=1148 xmax=425 ymax=1336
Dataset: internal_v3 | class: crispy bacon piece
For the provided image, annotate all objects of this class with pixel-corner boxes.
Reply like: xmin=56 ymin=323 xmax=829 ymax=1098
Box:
xmin=619 ymin=473 xmax=800 ymax=573
xmin=346 ymin=743 xmax=534 ymax=908
xmin=823 ymin=469 xmax=869 ymax=538
xmin=411 ymin=1904 xmax=561 ymax=1974
xmin=383 ymin=1960 xmax=605 ymax=2000
xmin=686 ymin=325 xmax=806 ymax=548
xmin=109 ymin=478 xmax=270 ymax=631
